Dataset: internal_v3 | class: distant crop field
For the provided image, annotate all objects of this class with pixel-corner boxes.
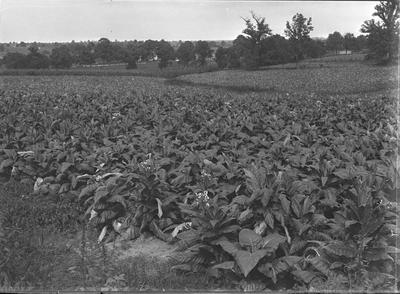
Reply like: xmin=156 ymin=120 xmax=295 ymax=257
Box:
xmin=305 ymin=53 xmax=367 ymax=62
xmin=0 ymin=60 xmax=218 ymax=78
xmin=177 ymin=62 xmax=397 ymax=95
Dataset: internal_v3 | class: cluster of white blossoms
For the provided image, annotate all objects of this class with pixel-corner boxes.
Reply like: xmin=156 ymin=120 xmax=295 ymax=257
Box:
xmin=139 ymin=154 xmax=154 ymax=171
xmin=383 ymin=134 xmax=397 ymax=143
xmin=139 ymin=159 xmax=152 ymax=170
xmin=193 ymin=190 xmax=210 ymax=207
xmin=224 ymin=101 xmax=232 ymax=108
xmin=112 ymin=112 xmax=122 ymax=119
xmin=201 ymin=169 xmax=212 ymax=178
xmin=207 ymin=118 xmax=216 ymax=126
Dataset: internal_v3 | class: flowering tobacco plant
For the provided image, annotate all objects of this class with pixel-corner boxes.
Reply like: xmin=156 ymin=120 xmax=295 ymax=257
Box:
xmin=79 ymin=153 xmax=181 ymax=243
xmin=138 ymin=154 xmax=157 ymax=174
xmin=173 ymin=191 xmax=240 ymax=275
xmin=193 ymin=190 xmax=211 ymax=208
xmin=126 ymin=153 xmax=180 ymax=241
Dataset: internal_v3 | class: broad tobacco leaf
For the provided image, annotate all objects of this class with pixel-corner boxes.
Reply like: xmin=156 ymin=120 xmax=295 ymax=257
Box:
xmin=279 ymin=194 xmax=291 ymax=215
xmin=292 ymin=269 xmax=317 ymax=284
xmin=238 ymin=208 xmax=253 ymax=224
xmin=211 ymin=261 xmax=235 ymax=270
xmin=216 ymin=240 xmax=240 ymax=255
xmin=243 ymin=168 xmax=259 ymax=191
xmin=324 ymin=241 xmax=357 ymax=258
xmin=258 ymin=262 xmax=277 ymax=283
xmin=262 ymin=232 xmax=287 ymax=250
xmin=79 ymin=183 xmax=98 ymax=200
xmin=239 ymin=229 xmax=262 ymax=248
xmin=234 ymin=249 xmax=268 ymax=277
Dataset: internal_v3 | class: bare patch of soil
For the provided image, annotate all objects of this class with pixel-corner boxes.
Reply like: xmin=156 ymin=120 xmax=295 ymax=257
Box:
xmin=106 ymin=235 xmax=179 ymax=261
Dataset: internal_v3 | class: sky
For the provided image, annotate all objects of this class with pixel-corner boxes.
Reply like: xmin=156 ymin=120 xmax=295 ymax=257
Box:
xmin=0 ymin=0 xmax=377 ymax=43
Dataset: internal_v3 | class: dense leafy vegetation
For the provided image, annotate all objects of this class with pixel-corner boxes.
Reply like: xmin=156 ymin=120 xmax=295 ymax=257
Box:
xmin=361 ymin=0 xmax=399 ymax=64
xmin=0 ymin=64 xmax=398 ymax=290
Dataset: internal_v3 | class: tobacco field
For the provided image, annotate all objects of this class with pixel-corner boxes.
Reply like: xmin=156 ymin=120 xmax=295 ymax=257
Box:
xmin=0 ymin=64 xmax=399 ymax=291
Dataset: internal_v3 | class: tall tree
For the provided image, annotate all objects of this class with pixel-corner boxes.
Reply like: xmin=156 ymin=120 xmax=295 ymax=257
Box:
xmin=94 ymin=38 xmax=114 ymax=63
xmin=361 ymin=0 xmax=399 ymax=63
xmin=240 ymin=12 xmax=272 ymax=68
xmin=343 ymin=33 xmax=357 ymax=53
xmin=242 ymin=11 xmax=272 ymax=45
xmin=285 ymin=13 xmax=313 ymax=61
xmin=326 ymin=31 xmax=344 ymax=54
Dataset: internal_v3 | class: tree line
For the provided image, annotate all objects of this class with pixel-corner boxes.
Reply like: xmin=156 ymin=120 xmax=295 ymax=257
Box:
xmin=0 ymin=38 xmax=213 ymax=70
xmin=1 ymin=0 xmax=398 ymax=70
xmin=216 ymin=0 xmax=398 ymax=68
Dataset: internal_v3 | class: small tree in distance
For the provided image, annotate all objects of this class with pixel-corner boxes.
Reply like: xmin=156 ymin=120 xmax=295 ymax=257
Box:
xmin=141 ymin=39 xmax=158 ymax=61
xmin=25 ymin=45 xmax=50 ymax=69
xmin=70 ymin=43 xmax=95 ymax=65
xmin=215 ymin=47 xmax=228 ymax=69
xmin=176 ymin=41 xmax=195 ymax=66
xmin=28 ymin=44 xmax=39 ymax=54
xmin=95 ymin=38 xmax=114 ymax=63
xmin=50 ymin=45 xmax=73 ymax=69
xmin=326 ymin=31 xmax=344 ymax=54
xmin=156 ymin=40 xmax=175 ymax=69
xmin=125 ymin=47 xmax=140 ymax=69
xmin=194 ymin=41 xmax=212 ymax=66
xmin=343 ymin=33 xmax=357 ymax=53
